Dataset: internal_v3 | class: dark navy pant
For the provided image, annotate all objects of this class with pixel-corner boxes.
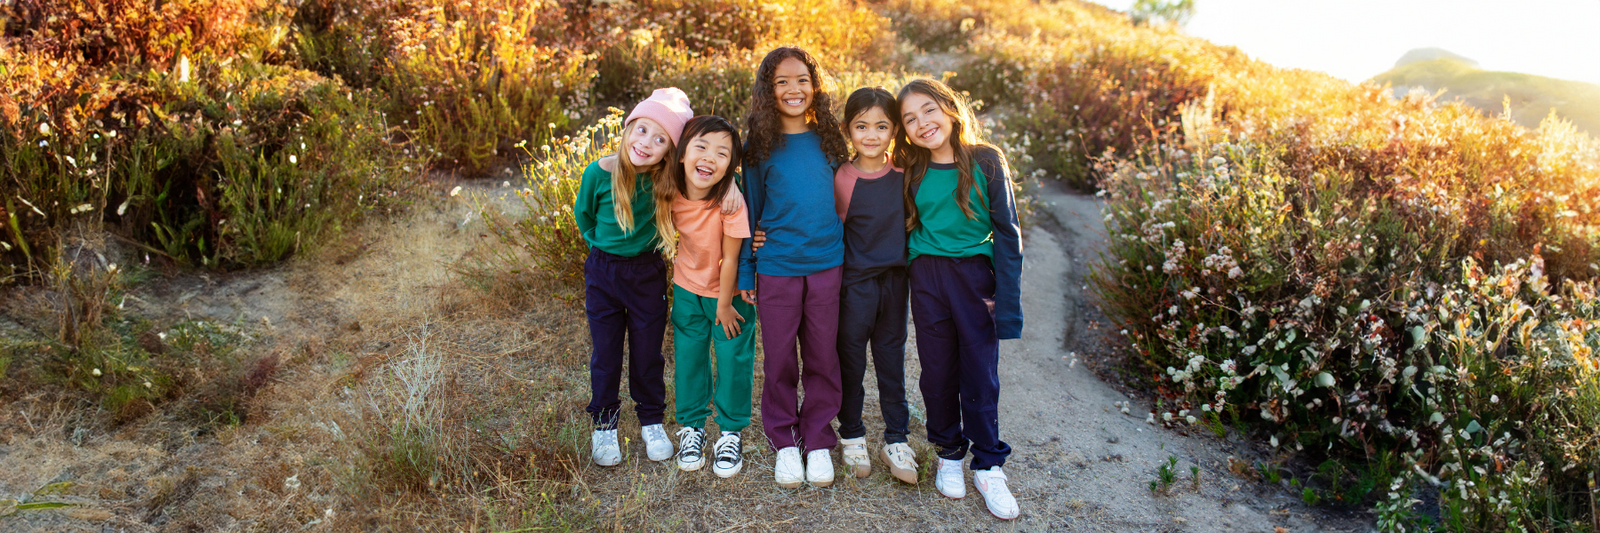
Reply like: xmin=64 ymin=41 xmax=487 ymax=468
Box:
xmin=910 ymin=255 xmax=1012 ymax=470
xmin=836 ymin=267 xmax=911 ymax=444
xmin=584 ymin=247 xmax=669 ymax=430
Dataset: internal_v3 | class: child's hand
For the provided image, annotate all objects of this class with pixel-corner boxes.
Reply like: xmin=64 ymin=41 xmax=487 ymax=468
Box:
xmin=719 ymin=192 xmax=744 ymax=214
xmin=740 ymin=289 xmax=757 ymax=305
xmin=750 ymin=230 xmax=766 ymax=250
xmin=716 ymin=302 xmax=745 ymax=338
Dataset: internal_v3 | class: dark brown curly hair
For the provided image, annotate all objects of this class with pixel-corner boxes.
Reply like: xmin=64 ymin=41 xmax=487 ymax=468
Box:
xmin=742 ymin=46 xmax=850 ymax=167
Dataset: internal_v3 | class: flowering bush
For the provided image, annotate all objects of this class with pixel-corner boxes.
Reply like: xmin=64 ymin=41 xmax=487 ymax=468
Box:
xmin=466 ymin=110 xmax=627 ymax=291
xmin=1095 ymin=117 xmax=1600 ymax=527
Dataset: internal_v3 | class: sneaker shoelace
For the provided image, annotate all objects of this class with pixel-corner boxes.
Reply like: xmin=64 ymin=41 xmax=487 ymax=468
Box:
xmin=715 ymin=436 xmax=741 ymax=464
xmin=676 ymin=427 xmax=703 ymax=457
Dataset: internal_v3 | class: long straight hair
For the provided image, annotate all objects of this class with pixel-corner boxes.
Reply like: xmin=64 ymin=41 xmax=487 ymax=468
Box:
xmin=653 ymin=115 xmax=744 ymax=255
xmin=892 ymin=78 xmax=1005 ymax=232
xmin=610 ymin=118 xmax=669 ymax=234
xmin=743 ymin=46 xmax=850 ymax=166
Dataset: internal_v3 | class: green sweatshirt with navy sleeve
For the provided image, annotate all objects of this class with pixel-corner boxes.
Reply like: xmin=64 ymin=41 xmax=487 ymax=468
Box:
xmin=907 ymin=147 xmax=1024 ymax=339
xmin=573 ymin=159 xmax=659 ymax=257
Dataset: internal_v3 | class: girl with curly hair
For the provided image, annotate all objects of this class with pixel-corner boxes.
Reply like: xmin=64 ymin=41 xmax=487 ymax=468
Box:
xmin=735 ymin=46 xmax=850 ymax=489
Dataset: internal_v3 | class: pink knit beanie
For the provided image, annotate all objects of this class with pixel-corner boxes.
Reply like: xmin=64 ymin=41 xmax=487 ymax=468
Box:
xmin=625 ymin=88 xmax=694 ymax=142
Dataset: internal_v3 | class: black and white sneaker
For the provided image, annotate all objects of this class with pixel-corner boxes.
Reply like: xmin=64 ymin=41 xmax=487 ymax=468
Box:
xmin=676 ymin=427 xmax=706 ymax=471
xmin=712 ymin=432 xmax=744 ymax=478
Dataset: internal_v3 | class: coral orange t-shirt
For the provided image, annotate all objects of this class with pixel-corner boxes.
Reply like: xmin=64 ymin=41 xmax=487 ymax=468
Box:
xmin=672 ymin=192 xmax=751 ymax=299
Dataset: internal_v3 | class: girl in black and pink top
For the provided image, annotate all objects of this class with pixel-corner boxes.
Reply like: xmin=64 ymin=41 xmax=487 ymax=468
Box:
xmin=830 ymin=87 xmax=918 ymax=484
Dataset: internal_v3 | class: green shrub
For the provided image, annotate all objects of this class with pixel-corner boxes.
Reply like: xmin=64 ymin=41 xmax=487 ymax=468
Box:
xmin=465 ymin=109 xmax=627 ymax=292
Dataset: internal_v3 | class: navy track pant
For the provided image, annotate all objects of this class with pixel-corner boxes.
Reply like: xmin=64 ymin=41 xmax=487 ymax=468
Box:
xmin=910 ymin=255 xmax=1012 ymax=470
xmin=584 ymin=247 xmax=668 ymax=430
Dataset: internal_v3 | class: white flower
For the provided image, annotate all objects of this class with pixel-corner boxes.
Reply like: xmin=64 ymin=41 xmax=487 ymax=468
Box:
xmin=38 ymin=122 xmax=50 ymax=135
xmin=1270 ymin=435 xmax=1279 ymax=447
xmin=1186 ymin=415 xmax=1197 ymax=424
xmin=1162 ymin=412 xmax=1173 ymax=421
xmin=450 ymin=186 xmax=463 ymax=197
xmin=92 ymin=368 xmax=102 ymax=376
xmin=1490 ymin=394 xmax=1499 ymax=404
xmin=289 ymin=155 xmax=298 ymax=165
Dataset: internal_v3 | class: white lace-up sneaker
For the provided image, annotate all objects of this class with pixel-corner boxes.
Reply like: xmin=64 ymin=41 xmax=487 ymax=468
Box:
xmin=840 ymin=437 xmax=870 ymax=478
xmin=974 ymin=466 xmax=1020 ymax=520
xmin=935 ymin=457 xmax=966 ymax=499
xmin=675 ymin=427 xmax=706 ymax=471
xmin=591 ymin=428 xmax=621 ymax=466
xmin=641 ymin=424 xmax=673 ymax=462
xmin=881 ymin=442 xmax=918 ymax=484
xmin=806 ymin=448 xmax=834 ymax=487
xmin=711 ymin=432 xmax=744 ymax=478
xmin=774 ymin=447 xmax=804 ymax=488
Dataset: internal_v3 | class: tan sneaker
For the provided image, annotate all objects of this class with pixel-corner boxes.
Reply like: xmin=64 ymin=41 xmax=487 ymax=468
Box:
xmin=881 ymin=442 xmax=918 ymax=484
xmin=840 ymin=437 xmax=871 ymax=478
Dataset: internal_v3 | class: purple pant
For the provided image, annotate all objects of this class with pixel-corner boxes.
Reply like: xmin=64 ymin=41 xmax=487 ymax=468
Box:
xmin=758 ymin=266 xmax=843 ymax=451
xmin=910 ymin=255 xmax=1012 ymax=471
xmin=584 ymin=247 xmax=669 ymax=430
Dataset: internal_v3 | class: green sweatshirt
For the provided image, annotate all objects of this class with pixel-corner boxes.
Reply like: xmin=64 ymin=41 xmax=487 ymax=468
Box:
xmin=573 ymin=159 xmax=659 ymax=257
xmin=908 ymin=164 xmax=993 ymax=261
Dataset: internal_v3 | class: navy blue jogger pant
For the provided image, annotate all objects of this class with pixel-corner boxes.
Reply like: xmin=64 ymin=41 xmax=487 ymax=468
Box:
xmin=584 ymin=247 xmax=669 ymax=430
xmin=910 ymin=255 xmax=1012 ymax=470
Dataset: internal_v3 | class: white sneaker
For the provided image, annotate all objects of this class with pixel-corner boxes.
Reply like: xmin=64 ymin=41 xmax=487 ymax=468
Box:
xmin=675 ymin=427 xmax=706 ymax=471
xmin=592 ymin=429 xmax=621 ymax=466
xmin=711 ymin=433 xmax=744 ymax=478
xmin=806 ymin=448 xmax=835 ymax=487
xmin=974 ymin=466 xmax=1020 ymax=520
xmin=840 ymin=437 xmax=870 ymax=478
xmin=774 ymin=447 xmax=804 ymax=488
xmin=642 ymin=424 xmax=674 ymax=462
xmin=882 ymin=442 xmax=919 ymax=484
xmin=935 ymin=457 xmax=966 ymax=499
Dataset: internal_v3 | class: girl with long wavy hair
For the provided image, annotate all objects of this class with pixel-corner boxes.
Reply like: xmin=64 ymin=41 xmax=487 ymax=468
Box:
xmin=894 ymin=78 xmax=1024 ymax=520
xmin=735 ymin=46 xmax=850 ymax=489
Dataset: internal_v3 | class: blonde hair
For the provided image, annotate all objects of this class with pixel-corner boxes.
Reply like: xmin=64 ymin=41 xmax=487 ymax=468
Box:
xmin=610 ymin=121 xmax=667 ymax=234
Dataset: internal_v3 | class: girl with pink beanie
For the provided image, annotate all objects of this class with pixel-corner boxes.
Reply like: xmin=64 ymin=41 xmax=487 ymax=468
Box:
xmin=575 ymin=88 xmax=740 ymax=466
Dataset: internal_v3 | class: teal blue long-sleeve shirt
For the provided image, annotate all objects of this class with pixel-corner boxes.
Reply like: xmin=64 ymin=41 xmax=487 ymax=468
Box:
xmin=736 ymin=131 xmax=843 ymax=289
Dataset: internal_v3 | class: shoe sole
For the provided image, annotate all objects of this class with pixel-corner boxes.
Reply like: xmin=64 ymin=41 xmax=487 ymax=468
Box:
xmin=678 ymin=458 xmax=705 ymax=471
xmin=882 ymin=449 xmax=918 ymax=484
xmin=939 ymin=489 xmax=965 ymax=499
xmin=809 ymin=477 xmax=834 ymax=487
xmin=713 ymin=463 xmax=742 ymax=478
xmin=845 ymin=459 xmax=871 ymax=478
xmin=647 ymin=449 xmax=674 ymax=462
xmin=776 ymin=478 xmax=803 ymax=489
xmin=594 ymin=457 xmax=620 ymax=467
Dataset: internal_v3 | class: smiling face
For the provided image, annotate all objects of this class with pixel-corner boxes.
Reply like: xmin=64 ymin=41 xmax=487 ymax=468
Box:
xmin=848 ymin=105 xmax=894 ymax=163
xmin=772 ymin=57 xmax=814 ymax=122
xmin=624 ymin=117 xmax=672 ymax=167
xmin=680 ymin=131 xmax=735 ymax=199
xmin=900 ymin=91 xmax=955 ymax=160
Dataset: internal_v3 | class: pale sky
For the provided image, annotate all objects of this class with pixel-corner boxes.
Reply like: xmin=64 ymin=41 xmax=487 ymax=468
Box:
xmin=1092 ymin=0 xmax=1600 ymax=86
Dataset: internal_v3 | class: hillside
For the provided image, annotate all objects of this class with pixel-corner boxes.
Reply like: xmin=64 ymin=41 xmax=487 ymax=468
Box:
xmin=1372 ymin=50 xmax=1600 ymax=135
